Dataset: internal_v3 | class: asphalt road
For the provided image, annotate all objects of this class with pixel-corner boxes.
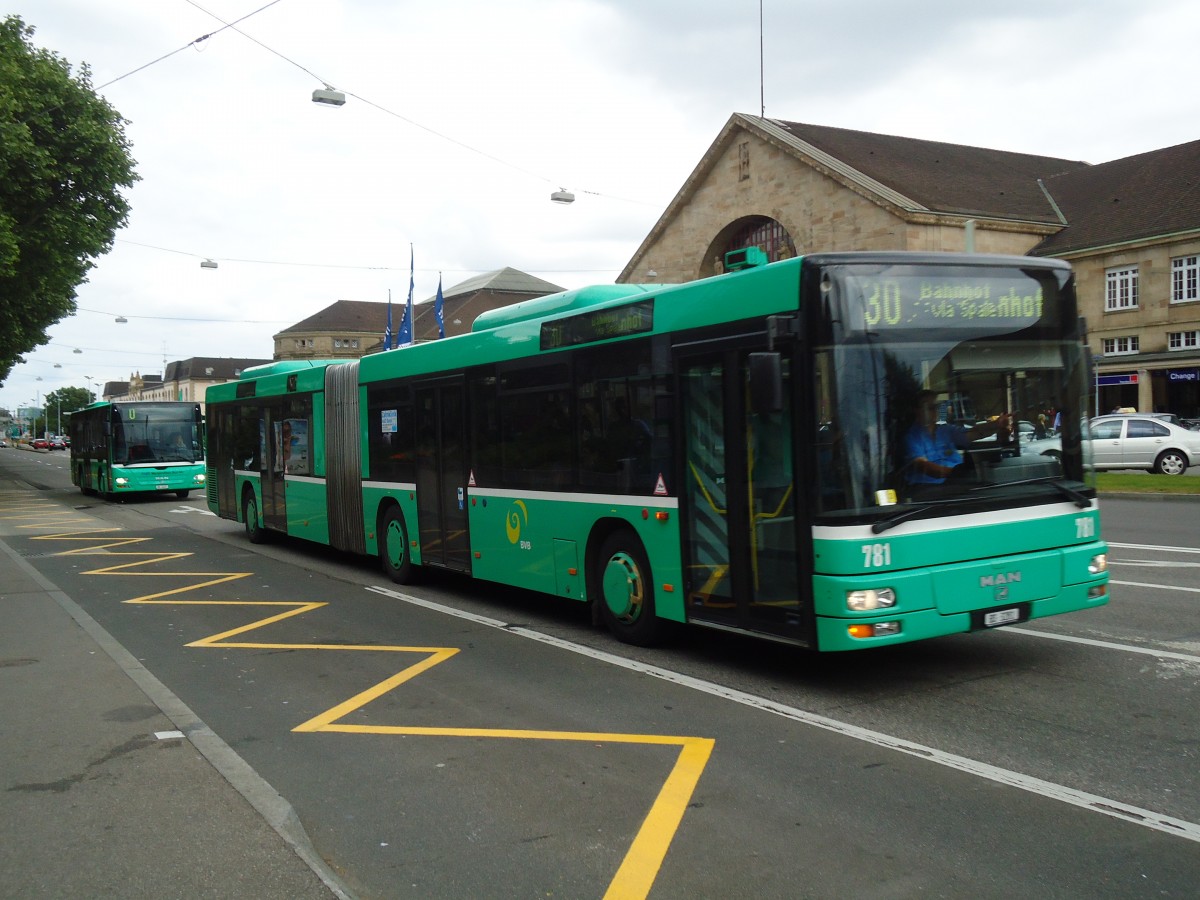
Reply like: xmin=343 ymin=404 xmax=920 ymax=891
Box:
xmin=4 ymin=446 xmax=1200 ymax=898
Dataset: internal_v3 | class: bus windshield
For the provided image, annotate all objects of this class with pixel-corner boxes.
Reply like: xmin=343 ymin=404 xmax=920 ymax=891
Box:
xmin=111 ymin=404 xmax=202 ymax=464
xmin=811 ymin=260 xmax=1092 ymax=522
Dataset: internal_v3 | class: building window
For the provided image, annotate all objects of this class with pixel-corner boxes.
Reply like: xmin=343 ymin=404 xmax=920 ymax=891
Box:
xmin=1172 ymin=256 xmax=1199 ymax=303
xmin=293 ymin=338 xmax=313 ymax=349
xmin=725 ymin=217 xmax=797 ymax=264
xmin=1168 ymin=330 xmax=1199 ymax=350
xmin=1105 ymin=265 xmax=1139 ymax=311
xmin=738 ymin=141 xmax=750 ymax=182
xmin=1102 ymin=336 xmax=1139 ymax=355
xmin=334 ymin=338 xmax=361 ymax=350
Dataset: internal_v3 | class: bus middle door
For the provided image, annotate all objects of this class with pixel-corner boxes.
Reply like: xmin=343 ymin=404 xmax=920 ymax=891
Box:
xmin=678 ymin=345 xmax=808 ymax=642
xmin=414 ymin=378 xmax=471 ymax=573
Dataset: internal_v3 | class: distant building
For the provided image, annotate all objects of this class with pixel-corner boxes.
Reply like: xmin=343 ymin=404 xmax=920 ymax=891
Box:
xmin=272 ymin=268 xmax=565 ymax=360
xmin=621 ymin=113 xmax=1200 ymax=416
xmin=101 ymin=358 xmax=270 ymax=412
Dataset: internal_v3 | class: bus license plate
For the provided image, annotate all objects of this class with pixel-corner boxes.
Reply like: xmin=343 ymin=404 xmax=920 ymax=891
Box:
xmin=984 ymin=607 xmax=1020 ymax=627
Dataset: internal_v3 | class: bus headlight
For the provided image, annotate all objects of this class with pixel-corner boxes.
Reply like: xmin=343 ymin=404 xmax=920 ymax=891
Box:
xmin=194 ymin=473 xmax=206 ymax=484
xmin=114 ymin=477 xmax=129 ymax=487
xmin=846 ymin=588 xmax=896 ymax=611
xmin=1088 ymin=554 xmax=1107 ymax=575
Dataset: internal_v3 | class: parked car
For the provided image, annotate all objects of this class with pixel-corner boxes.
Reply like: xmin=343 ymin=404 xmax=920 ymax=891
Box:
xmin=48 ymin=437 xmax=67 ymax=450
xmin=1087 ymin=414 xmax=1200 ymax=475
xmin=0 ymin=437 xmax=8 ymax=448
xmin=31 ymin=437 xmax=49 ymax=449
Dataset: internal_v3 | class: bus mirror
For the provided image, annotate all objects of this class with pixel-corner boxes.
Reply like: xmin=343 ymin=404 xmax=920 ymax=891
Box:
xmin=749 ymin=352 xmax=783 ymax=416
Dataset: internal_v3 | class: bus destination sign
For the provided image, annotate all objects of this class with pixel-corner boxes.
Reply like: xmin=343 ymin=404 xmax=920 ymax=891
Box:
xmin=540 ymin=299 xmax=654 ymax=350
xmin=854 ymin=276 xmax=1047 ymax=332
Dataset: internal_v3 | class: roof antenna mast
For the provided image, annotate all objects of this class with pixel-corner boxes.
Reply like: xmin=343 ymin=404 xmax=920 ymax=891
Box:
xmin=758 ymin=0 xmax=768 ymax=117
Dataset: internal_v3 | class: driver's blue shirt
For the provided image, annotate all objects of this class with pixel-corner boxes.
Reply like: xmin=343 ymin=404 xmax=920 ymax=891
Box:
xmin=905 ymin=423 xmax=965 ymax=484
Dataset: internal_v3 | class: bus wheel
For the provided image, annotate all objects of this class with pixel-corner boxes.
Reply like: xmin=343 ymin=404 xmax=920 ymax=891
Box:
xmin=596 ymin=531 xmax=661 ymax=646
xmin=380 ymin=506 xmax=416 ymax=584
xmin=78 ymin=467 xmax=93 ymax=496
xmin=243 ymin=491 xmax=267 ymax=544
xmin=176 ymin=490 xmax=190 ymax=499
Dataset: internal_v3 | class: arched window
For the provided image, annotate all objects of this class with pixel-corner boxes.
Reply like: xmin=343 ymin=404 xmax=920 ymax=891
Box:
xmin=724 ymin=217 xmax=796 ymax=264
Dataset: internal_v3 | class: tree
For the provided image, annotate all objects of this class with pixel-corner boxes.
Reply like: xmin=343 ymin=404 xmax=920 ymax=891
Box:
xmin=0 ymin=16 xmax=139 ymax=386
xmin=41 ymin=385 xmax=93 ymax=436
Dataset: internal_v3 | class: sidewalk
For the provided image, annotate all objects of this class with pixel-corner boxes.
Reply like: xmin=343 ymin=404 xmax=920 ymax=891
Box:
xmin=0 ymin=474 xmax=350 ymax=899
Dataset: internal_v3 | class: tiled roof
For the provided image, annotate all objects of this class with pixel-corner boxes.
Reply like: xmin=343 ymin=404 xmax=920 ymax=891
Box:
xmin=281 ymin=270 xmax=566 ymax=348
xmin=164 ymin=357 xmax=272 ymax=380
xmin=275 ymin=300 xmax=389 ymax=336
xmin=436 ymin=267 xmax=564 ymax=300
xmin=1032 ymin=139 xmax=1200 ymax=255
xmin=760 ymin=117 xmax=1089 ymax=223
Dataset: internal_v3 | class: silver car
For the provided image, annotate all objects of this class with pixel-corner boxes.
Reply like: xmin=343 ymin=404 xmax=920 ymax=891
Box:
xmin=1088 ymin=414 xmax=1200 ymax=475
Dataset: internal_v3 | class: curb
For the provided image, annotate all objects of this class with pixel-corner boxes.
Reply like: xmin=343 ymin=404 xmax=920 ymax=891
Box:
xmin=0 ymin=537 xmax=357 ymax=900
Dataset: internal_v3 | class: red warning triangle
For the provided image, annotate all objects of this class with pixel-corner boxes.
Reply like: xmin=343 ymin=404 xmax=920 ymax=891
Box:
xmin=653 ymin=473 xmax=668 ymax=496
xmin=468 ymin=470 xmax=476 ymax=487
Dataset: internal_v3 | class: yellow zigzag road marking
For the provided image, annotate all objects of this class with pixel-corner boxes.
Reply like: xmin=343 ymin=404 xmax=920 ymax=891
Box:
xmin=21 ymin=518 xmax=713 ymax=900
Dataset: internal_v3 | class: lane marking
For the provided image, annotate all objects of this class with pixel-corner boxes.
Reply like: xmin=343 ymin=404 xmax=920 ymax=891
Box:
xmin=1006 ymin=626 xmax=1200 ymax=661
xmin=369 ymin=584 xmax=1200 ymax=846
xmin=1109 ymin=541 xmax=1200 ymax=555
xmin=16 ymin=514 xmax=712 ymax=900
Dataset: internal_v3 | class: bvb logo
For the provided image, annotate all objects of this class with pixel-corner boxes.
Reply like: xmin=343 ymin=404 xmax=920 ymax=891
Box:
xmin=505 ymin=500 xmax=528 ymax=545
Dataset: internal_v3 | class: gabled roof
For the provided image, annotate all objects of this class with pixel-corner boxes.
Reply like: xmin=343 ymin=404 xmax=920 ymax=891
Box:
xmin=436 ymin=267 xmax=564 ymax=300
xmin=762 ymin=117 xmax=1088 ymax=222
xmin=621 ymin=113 xmax=1090 ymax=280
xmin=1032 ymin=139 xmax=1200 ymax=255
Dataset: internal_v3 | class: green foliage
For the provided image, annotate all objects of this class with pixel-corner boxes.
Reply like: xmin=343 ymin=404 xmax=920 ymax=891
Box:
xmin=33 ymin=384 xmax=93 ymax=435
xmin=0 ymin=15 xmax=139 ymax=385
xmin=1095 ymin=472 xmax=1200 ymax=494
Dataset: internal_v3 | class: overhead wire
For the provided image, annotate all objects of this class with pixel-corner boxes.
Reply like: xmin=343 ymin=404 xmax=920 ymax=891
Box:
xmin=182 ymin=0 xmax=657 ymax=206
xmin=115 ymin=238 xmax=624 ymax=275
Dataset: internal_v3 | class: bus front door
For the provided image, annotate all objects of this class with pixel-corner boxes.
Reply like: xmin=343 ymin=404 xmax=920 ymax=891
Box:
xmin=414 ymin=378 xmax=471 ymax=573
xmin=679 ymin=349 xmax=809 ymax=643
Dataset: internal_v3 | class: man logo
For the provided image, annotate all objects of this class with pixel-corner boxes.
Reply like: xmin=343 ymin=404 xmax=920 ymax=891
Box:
xmin=979 ymin=572 xmax=1021 ymax=588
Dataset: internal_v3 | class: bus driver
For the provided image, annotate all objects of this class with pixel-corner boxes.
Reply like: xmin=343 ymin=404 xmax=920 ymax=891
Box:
xmin=905 ymin=390 xmax=1012 ymax=484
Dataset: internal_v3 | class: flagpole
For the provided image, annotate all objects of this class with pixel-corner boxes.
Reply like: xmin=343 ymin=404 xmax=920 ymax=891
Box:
xmin=384 ymin=288 xmax=393 ymax=350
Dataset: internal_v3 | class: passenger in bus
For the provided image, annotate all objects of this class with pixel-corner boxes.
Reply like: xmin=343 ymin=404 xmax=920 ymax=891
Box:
xmin=904 ymin=390 xmax=1012 ymax=484
xmin=171 ymin=431 xmax=192 ymax=458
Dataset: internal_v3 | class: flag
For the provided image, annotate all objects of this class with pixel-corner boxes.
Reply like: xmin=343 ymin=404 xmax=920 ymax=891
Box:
xmin=435 ymin=273 xmax=445 ymax=338
xmin=398 ymin=244 xmax=414 ymax=346
xmin=384 ymin=289 xmax=393 ymax=350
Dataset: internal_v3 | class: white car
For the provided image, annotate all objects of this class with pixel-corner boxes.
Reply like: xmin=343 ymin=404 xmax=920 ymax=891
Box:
xmin=1088 ymin=414 xmax=1200 ymax=475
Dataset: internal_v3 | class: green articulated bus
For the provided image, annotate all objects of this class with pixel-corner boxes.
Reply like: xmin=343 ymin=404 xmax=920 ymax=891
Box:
xmin=70 ymin=400 xmax=206 ymax=499
xmin=205 ymin=251 xmax=1109 ymax=651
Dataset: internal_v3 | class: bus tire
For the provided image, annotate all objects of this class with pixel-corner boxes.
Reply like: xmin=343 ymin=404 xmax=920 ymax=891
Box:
xmin=379 ymin=506 xmax=417 ymax=584
xmin=595 ymin=531 xmax=662 ymax=646
xmin=176 ymin=490 xmax=190 ymax=499
xmin=243 ymin=490 xmax=267 ymax=544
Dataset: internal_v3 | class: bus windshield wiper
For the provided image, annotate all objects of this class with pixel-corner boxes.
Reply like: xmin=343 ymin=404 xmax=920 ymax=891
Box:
xmin=969 ymin=476 xmax=1090 ymax=508
xmin=870 ymin=497 xmax=976 ymax=534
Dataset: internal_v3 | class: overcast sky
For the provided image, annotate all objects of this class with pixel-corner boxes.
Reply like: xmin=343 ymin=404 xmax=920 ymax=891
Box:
xmin=5 ymin=0 xmax=1198 ymax=415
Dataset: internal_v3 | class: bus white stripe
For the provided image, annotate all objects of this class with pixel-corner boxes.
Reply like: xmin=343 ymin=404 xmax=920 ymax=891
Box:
xmin=813 ymin=498 xmax=1096 ymax=540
